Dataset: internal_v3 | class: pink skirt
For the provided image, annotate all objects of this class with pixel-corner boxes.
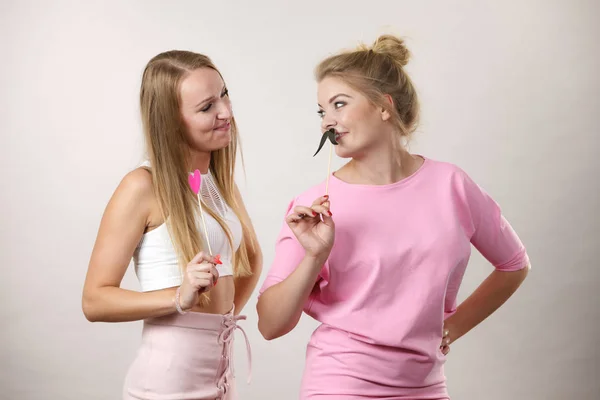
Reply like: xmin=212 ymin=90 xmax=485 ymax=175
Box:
xmin=123 ymin=308 xmax=251 ymax=400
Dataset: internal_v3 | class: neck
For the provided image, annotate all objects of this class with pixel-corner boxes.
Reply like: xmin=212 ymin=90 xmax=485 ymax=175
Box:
xmin=346 ymin=144 xmax=421 ymax=185
xmin=189 ymin=149 xmax=211 ymax=174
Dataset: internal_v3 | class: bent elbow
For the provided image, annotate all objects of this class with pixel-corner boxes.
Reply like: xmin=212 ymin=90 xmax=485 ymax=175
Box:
xmin=82 ymin=304 xmax=98 ymax=322
xmin=258 ymin=318 xmax=283 ymax=341
xmin=258 ymin=324 xmax=273 ymax=341
xmin=82 ymin=293 xmax=102 ymax=322
xmin=256 ymin=300 xmax=285 ymax=341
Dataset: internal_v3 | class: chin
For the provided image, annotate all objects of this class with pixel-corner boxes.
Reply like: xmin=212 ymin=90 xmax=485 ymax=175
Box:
xmin=334 ymin=145 xmax=356 ymax=159
xmin=213 ymin=136 xmax=232 ymax=151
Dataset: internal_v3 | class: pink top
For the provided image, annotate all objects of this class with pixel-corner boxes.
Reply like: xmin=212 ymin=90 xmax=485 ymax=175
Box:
xmin=259 ymin=156 xmax=529 ymax=395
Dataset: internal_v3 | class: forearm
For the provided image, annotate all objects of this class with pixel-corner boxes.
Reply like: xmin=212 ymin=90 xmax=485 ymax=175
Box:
xmin=82 ymin=286 xmax=178 ymax=322
xmin=234 ymin=254 xmax=263 ymax=315
xmin=257 ymin=255 xmax=325 ymax=340
xmin=445 ymin=266 xmax=529 ymax=342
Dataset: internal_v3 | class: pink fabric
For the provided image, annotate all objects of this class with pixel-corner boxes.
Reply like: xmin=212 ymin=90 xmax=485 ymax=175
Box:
xmin=123 ymin=309 xmax=251 ymax=400
xmin=259 ymin=157 xmax=529 ymax=399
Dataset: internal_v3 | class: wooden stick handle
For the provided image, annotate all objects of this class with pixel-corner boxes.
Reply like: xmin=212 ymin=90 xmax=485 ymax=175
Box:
xmin=197 ymin=193 xmax=213 ymax=255
xmin=326 ymin=142 xmax=333 ymax=195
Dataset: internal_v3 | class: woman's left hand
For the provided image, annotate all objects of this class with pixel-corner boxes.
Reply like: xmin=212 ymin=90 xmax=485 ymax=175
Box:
xmin=440 ymin=326 xmax=451 ymax=355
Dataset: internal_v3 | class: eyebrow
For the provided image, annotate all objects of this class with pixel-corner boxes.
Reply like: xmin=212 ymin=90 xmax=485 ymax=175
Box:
xmin=195 ymin=85 xmax=227 ymax=108
xmin=318 ymin=93 xmax=352 ymax=108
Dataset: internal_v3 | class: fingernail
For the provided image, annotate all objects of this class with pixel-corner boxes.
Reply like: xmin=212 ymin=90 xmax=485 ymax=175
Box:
xmin=312 ymin=211 xmax=317 ymax=216
xmin=328 ymin=211 xmax=332 ymax=216
xmin=324 ymin=195 xmax=329 ymax=199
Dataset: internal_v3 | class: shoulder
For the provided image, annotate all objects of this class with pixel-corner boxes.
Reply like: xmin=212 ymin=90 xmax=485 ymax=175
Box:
xmin=288 ymin=181 xmax=328 ymax=209
xmin=119 ymin=167 xmax=154 ymax=200
xmin=421 ymin=156 xmax=469 ymax=180
xmin=423 ymin=157 xmax=498 ymax=214
xmin=418 ymin=156 xmax=483 ymax=195
xmin=107 ymin=167 xmax=155 ymax=220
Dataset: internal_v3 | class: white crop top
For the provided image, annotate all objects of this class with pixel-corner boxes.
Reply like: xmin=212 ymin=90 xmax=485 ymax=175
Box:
xmin=133 ymin=162 xmax=243 ymax=292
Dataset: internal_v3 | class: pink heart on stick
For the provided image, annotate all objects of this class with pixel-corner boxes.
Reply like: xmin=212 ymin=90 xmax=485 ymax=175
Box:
xmin=188 ymin=169 xmax=202 ymax=194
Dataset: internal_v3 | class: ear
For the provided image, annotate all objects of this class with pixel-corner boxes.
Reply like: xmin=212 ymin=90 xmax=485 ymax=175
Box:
xmin=380 ymin=94 xmax=394 ymax=121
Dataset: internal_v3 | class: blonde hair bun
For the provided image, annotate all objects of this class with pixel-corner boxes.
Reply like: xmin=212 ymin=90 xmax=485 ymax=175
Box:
xmin=371 ymin=34 xmax=410 ymax=67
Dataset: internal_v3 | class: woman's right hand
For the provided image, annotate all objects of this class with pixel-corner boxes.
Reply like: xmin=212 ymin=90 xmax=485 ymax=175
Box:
xmin=286 ymin=195 xmax=335 ymax=259
xmin=177 ymin=251 xmax=221 ymax=311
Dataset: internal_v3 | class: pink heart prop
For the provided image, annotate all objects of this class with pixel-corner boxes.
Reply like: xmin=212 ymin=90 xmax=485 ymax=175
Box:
xmin=188 ymin=169 xmax=202 ymax=194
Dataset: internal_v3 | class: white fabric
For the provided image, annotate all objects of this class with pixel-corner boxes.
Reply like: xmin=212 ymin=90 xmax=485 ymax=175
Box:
xmin=133 ymin=161 xmax=242 ymax=292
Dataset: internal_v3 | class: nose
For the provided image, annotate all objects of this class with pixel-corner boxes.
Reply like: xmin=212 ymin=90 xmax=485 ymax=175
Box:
xmin=217 ymin=99 xmax=232 ymax=120
xmin=321 ymin=114 xmax=336 ymax=132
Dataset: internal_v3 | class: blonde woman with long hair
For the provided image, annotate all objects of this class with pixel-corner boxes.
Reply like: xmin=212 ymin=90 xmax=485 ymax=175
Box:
xmin=82 ymin=50 xmax=262 ymax=400
xmin=257 ymin=35 xmax=530 ymax=399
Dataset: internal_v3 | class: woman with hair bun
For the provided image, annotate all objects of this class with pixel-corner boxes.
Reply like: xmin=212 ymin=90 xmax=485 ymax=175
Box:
xmin=257 ymin=35 xmax=530 ymax=399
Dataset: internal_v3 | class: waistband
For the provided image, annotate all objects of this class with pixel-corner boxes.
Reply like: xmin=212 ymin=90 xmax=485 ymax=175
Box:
xmin=145 ymin=307 xmax=252 ymax=399
xmin=145 ymin=307 xmax=236 ymax=330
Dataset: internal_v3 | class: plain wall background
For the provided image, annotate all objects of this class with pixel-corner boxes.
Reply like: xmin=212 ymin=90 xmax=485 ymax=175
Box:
xmin=1 ymin=0 xmax=599 ymax=399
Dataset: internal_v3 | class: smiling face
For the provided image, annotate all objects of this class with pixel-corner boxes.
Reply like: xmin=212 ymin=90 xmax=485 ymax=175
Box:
xmin=317 ymin=76 xmax=393 ymax=159
xmin=179 ymin=67 xmax=233 ymax=152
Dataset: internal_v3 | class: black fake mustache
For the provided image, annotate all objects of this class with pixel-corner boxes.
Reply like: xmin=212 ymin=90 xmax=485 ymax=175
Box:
xmin=313 ymin=128 xmax=338 ymax=157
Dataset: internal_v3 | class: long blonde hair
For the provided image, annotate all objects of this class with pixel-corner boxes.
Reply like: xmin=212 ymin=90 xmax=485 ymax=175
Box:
xmin=139 ymin=51 xmax=255 ymax=303
xmin=315 ymin=34 xmax=420 ymax=154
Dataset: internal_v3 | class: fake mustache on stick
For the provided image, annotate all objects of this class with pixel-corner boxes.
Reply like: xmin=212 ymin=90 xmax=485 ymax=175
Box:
xmin=313 ymin=128 xmax=338 ymax=157
xmin=312 ymin=128 xmax=339 ymax=196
